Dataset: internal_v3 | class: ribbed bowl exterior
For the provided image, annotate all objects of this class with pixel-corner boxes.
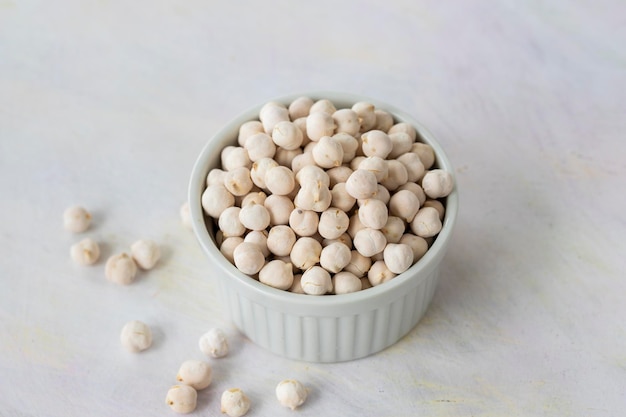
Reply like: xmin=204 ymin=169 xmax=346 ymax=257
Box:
xmin=189 ymin=92 xmax=458 ymax=363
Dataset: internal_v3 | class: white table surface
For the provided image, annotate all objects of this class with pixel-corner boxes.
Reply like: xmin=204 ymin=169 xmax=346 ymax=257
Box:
xmin=2 ymin=1 xmax=625 ymax=416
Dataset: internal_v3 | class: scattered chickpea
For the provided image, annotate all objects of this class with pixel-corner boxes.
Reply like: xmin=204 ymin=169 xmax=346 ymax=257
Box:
xmin=176 ymin=360 xmax=212 ymax=390
xmin=221 ymin=388 xmax=251 ymax=417
xmin=199 ymin=328 xmax=229 ymax=358
xmin=276 ymin=379 xmax=308 ymax=410
xmin=130 ymin=239 xmax=161 ymax=270
xmin=120 ymin=320 xmax=152 ymax=352
xmin=180 ymin=201 xmax=193 ymax=230
xmin=105 ymin=253 xmax=138 ymax=285
xmin=70 ymin=238 xmax=100 ymax=265
xmin=63 ymin=205 xmax=92 ymax=233
xmin=165 ymin=385 xmax=197 ymax=414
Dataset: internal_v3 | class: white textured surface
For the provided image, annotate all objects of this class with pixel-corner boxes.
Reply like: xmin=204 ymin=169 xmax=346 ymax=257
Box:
xmin=1 ymin=1 xmax=625 ymax=416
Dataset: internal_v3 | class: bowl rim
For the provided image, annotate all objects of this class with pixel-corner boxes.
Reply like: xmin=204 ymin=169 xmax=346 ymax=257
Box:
xmin=188 ymin=91 xmax=458 ymax=309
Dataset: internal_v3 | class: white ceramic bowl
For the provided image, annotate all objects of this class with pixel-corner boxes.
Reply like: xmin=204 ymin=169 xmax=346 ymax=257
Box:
xmin=189 ymin=92 xmax=458 ymax=363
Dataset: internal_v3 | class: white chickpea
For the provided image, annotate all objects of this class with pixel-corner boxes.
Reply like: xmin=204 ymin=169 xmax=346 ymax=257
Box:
xmin=332 ymin=132 xmax=359 ymax=163
xmin=380 ymin=159 xmax=409 ymax=191
xmin=397 ymin=152 xmax=426 ymax=183
xmin=207 ymin=168 xmax=227 ymax=186
xmin=130 ymin=239 xmax=161 ymax=270
xmin=293 ymin=116 xmax=312 ymax=147
xmin=245 ymin=133 xmax=276 ymax=162
xmin=388 ymin=122 xmax=417 ymax=141
xmin=301 ymin=266 xmax=332 ymax=295
xmin=353 ymin=228 xmax=387 ymax=257
xmin=332 ymin=108 xmax=360 ymax=136
xmin=358 ymin=156 xmax=388 ymax=182
xmin=318 ymin=207 xmax=350 ymax=240
xmin=326 ymin=165 xmax=353 ymax=187
xmin=332 ymin=271 xmax=362 ymax=295
xmin=371 ymin=251 xmax=385 ymax=262
xmin=399 ymin=233 xmax=429 ymax=263
xmin=276 ymin=379 xmax=308 ymax=410
xmin=221 ymin=388 xmax=251 ymax=417
xmin=218 ymin=207 xmax=245 ymax=237
xmin=361 ymin=277 xmax=373 ymax=290
xmin=360 ymin=130 xmax=392 ymax=158
xmin=267 ymin=225 xmax=296 ymax=256
xmin=259 ymin=259 xmax=294 ymax=290
xmin=383 ymin=243 xmax=414 ymax=274
xmin=221 ymin=146 xmax=251 ymax=171
xmin=352 ymin=101 xmax=376 ymax=132
xmin=422 ymin=199 xmax=446 ymax=220
xmin=387 ymin=132 xmax=414 ymax=159
xmin=120 ymin=320 xmax=152 ymax=352
xmin=368 ymin=260 xmax=397 ymax=286
xmin=180 ymin=201 xmax=193 ymax=230
xmin=264 ymin=194 xmax=294 ymax=226
xmin=306 ymin=111 xmax=335 ymax=141
xmin=224 ymin=167 xmax=253 ymax=197
xmin=411 ymin=142 xmax=435 ymax=169
xmin=199 ymin=328 xmax=229 ymax=358
xmin=238 ymin=120 xmax=264 ymax=147
xmin=63 ymin=205 xmax=92 ymax=233
xmin=176 ymin=360 xmax=213 ymax=390
xmin=166 ymin=385 xmax=197 ymax=414
xmin=290 ymin=237 xmax=322 ymax=270
xmin=349 ymin=155 xmax=366 ymax=171
xmin=70 ymin=238 xmax=100 ymax=265
xmin=233 ymin=242 xmax=266 ymax=275
xmin=422 ymin=169 xmax=455 ymax=198
xmin=250 ymin=157 xmax=279 ymax=189
xmin=372 ymin=184 xmax=391 ymax=205
xmin=202 ymin=184 xmax=235 ymax=218
xmin=322 ymin=232 xmax=352 ymax=248
xmin=380 ymin=216 xmax=405 ymax=244
xmin=310 ymin=98 xmax=337 ymax=115
xmin=289 ymin=208 xmax=319 ymax=237
xmin=272 ymin=120 xmax=303 ymax=150
xmin=345 ymin=169 xmax=378 ymax=200
xmin=290 ymin=151 xmax=316 ymax=174
xmin=239 ymin=203 xmax=270 ymax=231
xmin=259 ymin=102 xmax=289 ymax=134
xmin=347 ymin=212 xmax=366 ymax=239
xmin=263 ymin=165 xmax=295 ymax=196
xmin=274 ymin=147 xmax=302 ymax=168
xmin=330 ymin=183 xmax=356 ymax=213
xmin=389 ymin=190 xmax=420 ymax=223
xmin=410 ymin=207 xmax=443 ymax=238
xmin=358 ymin=199 xmax=388 ymax=230
xmin=294 ymin=182 xmax=332 ymax=212
xmin=105 ymin=253 xmax=138 ymax=285
xmin=374 ymin=109 xmax=394 ymax=132
xmin=241 ymin=191 xmax=267 ymax=207
xmin=220 ymin=237 xmax=244 ymax=263
xmin=344 ymin=250 xmax=372 ymax=277
xmin=243 ymin=230 xmax=270 ymax=257
xmin=319 ymin=241 xmax=351 ymax=273
xmin=311 ymin=135 xmax=343 ymax=168
xmin=288 ymin=274 xmax=305 ymax=293
xmin=397 ymin=181 xmax=426 ymax=205
xmin=289 ymin=96 xmax=314 ymax=120
xmin=295 ymin=165 xmax=330 ymax=188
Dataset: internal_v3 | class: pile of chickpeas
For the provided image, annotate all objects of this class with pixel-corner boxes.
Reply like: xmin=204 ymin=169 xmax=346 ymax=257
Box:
xmin=201 ymin=97 xmax=454 ymax=295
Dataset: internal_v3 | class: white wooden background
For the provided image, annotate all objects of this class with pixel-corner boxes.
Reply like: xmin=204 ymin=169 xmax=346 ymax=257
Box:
xmin=1 ymin=1 xmax=625 ymax=416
